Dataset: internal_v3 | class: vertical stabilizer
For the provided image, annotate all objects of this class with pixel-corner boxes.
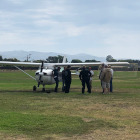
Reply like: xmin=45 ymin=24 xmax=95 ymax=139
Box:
xmin=60 ymin=56 xmax=67 ymax=72
xmin=62 ymin=56 xmax=67 ymax=63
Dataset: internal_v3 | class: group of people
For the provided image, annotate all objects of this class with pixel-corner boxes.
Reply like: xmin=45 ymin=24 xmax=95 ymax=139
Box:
xmin=52 ymin=65 xmax=72 ymax=93
xmin=52 ymin=65 xmax=94 ymax=94
xmin=99 ymin=63 xmax=113 ymax=94
xmin=52 ymin=64 xmax=113 ymax=94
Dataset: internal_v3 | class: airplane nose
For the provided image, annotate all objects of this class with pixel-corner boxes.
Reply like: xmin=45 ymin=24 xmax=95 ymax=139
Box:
xmin=39 ymin=72 xmax=43 ymax=76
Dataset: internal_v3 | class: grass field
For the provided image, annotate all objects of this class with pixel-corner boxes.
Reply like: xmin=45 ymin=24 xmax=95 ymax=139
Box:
xmin=0 ymin=70 xmax=140 ymax=140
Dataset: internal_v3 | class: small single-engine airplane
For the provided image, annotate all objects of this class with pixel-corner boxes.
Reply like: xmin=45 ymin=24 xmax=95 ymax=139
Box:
xmin=0 ymin=56 xmax=129 ymax=91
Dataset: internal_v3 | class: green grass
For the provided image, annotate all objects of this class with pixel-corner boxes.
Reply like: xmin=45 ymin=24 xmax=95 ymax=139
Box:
xmin=0 ymin=112 xmax=86 ymax=135
xmin=0 ymin=70 xmax=140 ymax=140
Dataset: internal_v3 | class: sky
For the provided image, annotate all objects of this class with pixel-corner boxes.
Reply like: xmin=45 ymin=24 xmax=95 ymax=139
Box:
xmin=0 ymin=0 xmax=140 ymax=60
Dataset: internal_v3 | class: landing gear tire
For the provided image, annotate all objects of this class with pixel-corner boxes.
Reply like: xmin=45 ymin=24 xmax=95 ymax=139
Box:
xmin=46 ymin=90 xmax=51 ymax=93
xmin=33 ymin=85 xmax=37 ymax=91
xmin=42 ymin=88 xmax=45 ymax=92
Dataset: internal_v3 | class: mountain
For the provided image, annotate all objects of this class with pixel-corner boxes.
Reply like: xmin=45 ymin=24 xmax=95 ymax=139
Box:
xmin=0 ymin=51 xmax=106 ymax=62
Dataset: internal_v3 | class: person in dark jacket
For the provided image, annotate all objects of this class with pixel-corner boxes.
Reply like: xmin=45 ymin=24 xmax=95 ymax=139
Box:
xmin=52 ymin=67 xmax=61 ymax=92
xmin=79 ymin=66 xmax=91 ymax=94
xmin=62 ymin=67 xmax=66 ymax=92
xmin=108 ymin=65 xmax=114 ymax=92
xmin=65 ymin=65 xmax=71 ymax=93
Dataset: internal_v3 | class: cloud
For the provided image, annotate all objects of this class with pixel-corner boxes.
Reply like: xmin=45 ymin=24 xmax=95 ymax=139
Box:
xmin=0 ymin=0 xmax=140 ymax=59
xmin=26 ymin=7 xmax=65 ymax=17
xmin=7 ymin=0 xmax=24 ymax=5
xmin=34 ymin=19 xmax=88 ymax=37
xmin=0 ymin=29 xmax=55 ymax=49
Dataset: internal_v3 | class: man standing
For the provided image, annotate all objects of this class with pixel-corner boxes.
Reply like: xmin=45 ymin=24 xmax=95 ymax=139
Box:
xmin=52 ymin=67 xmax=61 ymax=92
xmin=89 ymin=67 xmax=94 ymax=91
xmin=79 ymin=66 xmax=91 ymax=94
xmin=62 ymin=67 xmax=66 ymax=92
xmin=99 ymin=63 xmax=105 ymax=93
xmin=108 ymin=65 xmax=114 ymax=92
xmin=100 ymin=65 xmax=112 ymax=94
xmin=65 ymin=65 xmax=71 ymax=93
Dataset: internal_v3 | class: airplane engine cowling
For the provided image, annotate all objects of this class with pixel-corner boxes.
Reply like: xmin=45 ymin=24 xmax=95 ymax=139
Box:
xmin=35 ymin=69 xmax=55 ymax=85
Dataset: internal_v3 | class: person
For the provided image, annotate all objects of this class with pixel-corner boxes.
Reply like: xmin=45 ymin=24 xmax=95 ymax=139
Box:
xmin=100 ymin=65 xmax=112 ymax=94
xmin=65 ymin=65 xmax=71 ymax=93
xmin=79 ymin=66 xmax=91 ymax=94
xmin=52 ymin=66 xmax=61 ymax=92
xmin=99 ymin=63 xmax=105 ymax=93
xmin=108 ymin=65 xmax=113 ymax=92
xmin=89 ymin=67 xmax=94 ymax=91
xmin=62 ymin=67 xmax=66 ymax=92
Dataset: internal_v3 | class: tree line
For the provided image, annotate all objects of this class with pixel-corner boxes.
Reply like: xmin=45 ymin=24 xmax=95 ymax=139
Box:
xmin=0 ymin=54 xmax=139 ymax=63
xmin=0 ymin=54 xmax=139 ymax=71
xmin=106 ymin=55 xmax=140 ymax=63
xmin=0 ymin=55 xmax=100 ymax=63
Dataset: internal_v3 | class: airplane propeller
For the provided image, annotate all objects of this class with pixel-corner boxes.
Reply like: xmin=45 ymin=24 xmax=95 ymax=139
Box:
xmin=38 ymin=61 xmax=44 ymax=87
xmin=40 ymin=61 xmax=44 ymax=72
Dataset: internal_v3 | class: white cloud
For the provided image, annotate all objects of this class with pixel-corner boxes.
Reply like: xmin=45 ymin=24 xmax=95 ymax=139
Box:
xmin=0 ymin=31 xmax=54 ymax=47
xmin=64 ymin=25 xmax=87 ymax=37
xmin=28 ymin=7 xmax=65 ymax=16
xmin=0 ymin=0 xmax=140 ymax=59
xmin=7 ymin=0 xmax=24 ymax=5
xmin=34 ymin=19 xmax=88 ymax=37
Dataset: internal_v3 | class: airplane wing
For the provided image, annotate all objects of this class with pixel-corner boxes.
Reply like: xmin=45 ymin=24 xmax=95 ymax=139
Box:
xmin=53 ymin=62 xmax=129 ymax=67
xmin=0 ymin=61 xmax=129 ymax=67
xmin=0 ymin=61 xmax=41 ymax=66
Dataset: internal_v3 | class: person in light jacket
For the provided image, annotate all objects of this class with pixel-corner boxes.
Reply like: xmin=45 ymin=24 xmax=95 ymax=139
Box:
xmin=100 ymin=65 xmax=112 ymax=94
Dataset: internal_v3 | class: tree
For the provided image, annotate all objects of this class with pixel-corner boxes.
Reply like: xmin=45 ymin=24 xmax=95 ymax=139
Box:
xmin=46 ymin=56 xmax=58 ymax=63
xmin=57 ymin=55 xmax=64 ymax=63
xmin=118 ymin=59 xmax=139 ymax=63
xmin=71 ymin=59 xmax=82 ymax=63
xmin=106 ymin=55 xmax=117 ymax=62
xmin=33 ymin=60 xmax=42 ymax=63
xmin=106 ymin=55 xmax=113 ymax=62
xmin=46 ymin=55 xmax=66 ymax=63
xmin=85 ymin=59 xmax=100 ymax=62
xmin=3 ymin=58 xmax=20 ymax=62
xmin=110 ymin=59 xmax=117 ymax=62
xmin=0 ymin=55 xmax=3 ymax=61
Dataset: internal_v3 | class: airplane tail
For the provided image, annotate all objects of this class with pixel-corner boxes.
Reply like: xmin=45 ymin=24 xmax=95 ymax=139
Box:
xmin=59 ymin=56 xmax=67 ymax=72
xmin=62 ymin=56 xmax=67 ymax=63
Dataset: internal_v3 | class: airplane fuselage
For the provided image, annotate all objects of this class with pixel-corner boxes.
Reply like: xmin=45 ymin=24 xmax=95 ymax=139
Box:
xmin=35 ymin=68 xmax=62 ymax=85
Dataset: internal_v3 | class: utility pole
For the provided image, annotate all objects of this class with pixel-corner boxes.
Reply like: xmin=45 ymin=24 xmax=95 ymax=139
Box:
xmin=27 ymin=54 xmax=31 ymax=62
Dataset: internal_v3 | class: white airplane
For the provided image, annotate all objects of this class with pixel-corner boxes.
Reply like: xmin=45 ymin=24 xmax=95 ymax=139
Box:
xmin=0 ymin=56 xmax=129 ymax=92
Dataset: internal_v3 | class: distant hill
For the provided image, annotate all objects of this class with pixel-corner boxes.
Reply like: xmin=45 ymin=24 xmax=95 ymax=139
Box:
xmin=0 ymin=51 xmax=106 ymax=62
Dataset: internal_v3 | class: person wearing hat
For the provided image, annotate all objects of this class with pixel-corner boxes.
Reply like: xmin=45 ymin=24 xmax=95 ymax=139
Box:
xmin=52 ymin=66 xmax=61 ymax=92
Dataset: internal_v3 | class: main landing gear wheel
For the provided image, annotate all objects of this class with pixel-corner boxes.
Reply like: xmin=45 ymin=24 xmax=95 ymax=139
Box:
xmin=42 ymin=88 xmax=45 ymax=92
xmin=33 ymin=85 xmax=37 ymax=91
xmin=46 ymin=90 xmax=51 ymax=93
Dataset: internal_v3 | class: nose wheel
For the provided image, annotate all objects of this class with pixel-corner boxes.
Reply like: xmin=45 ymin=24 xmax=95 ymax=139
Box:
xmin=33 ymin=85 xmax=37 ymax=91
xmin=33 ymin=85 xmax=47 ymax=92
xmin=42 ymin=88 xmax=45 ymax=92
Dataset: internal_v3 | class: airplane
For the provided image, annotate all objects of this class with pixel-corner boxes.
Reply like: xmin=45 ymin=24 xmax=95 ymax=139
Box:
xmin=0 ymin=56 xmax=129 ymax=92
